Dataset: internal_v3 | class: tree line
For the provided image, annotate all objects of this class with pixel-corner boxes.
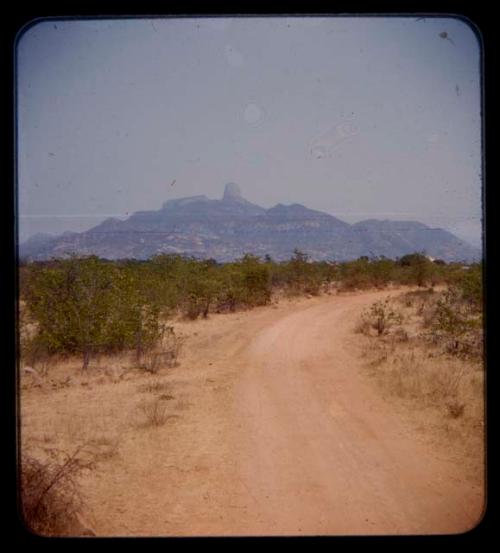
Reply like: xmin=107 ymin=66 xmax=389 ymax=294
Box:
xmin=19 ymin=251 xmax=482 ymax=369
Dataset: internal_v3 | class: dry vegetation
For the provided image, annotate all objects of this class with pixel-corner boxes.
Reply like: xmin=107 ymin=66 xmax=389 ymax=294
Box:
xmin=20 ymin=445 xmax=97 ymax=536
xmin=354 ymin=287 xmax=484 ymax=480
xmin=18 ymin=253 xmax=484 ymax=535
xmin=19 ymin=325 xmax=185 ymax=536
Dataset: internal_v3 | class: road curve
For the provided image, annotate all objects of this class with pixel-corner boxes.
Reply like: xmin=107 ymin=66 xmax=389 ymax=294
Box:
xmin=83 ymin=290 xmax=483 ymax=536
xmin=226 ymin=291 xmax=484 ymax=535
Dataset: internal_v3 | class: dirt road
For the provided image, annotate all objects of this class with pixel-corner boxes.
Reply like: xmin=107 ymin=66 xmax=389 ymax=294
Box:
xmin=84 ymin=290 xmax=484 ymax=536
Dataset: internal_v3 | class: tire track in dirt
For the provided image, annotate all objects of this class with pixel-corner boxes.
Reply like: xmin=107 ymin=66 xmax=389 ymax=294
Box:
xmin=82 ymin=290 xmax=483 ymax=536
xmin=227 ymin=291 xmax=483 ymax=535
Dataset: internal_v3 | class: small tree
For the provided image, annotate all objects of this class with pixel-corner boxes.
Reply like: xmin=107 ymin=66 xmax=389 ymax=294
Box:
xmin=367 ymin=257 xmax=396 ymax=288
xmin=456 ymin=263 xmax=483 ymax=308
xmin=24 ymin=256 xmax=161 ymax=369
xmin=398 ymin=252 xmax=432 ymax=287
xmin=339 ymin=258 xmax=371 ymax=290
xmin=176 ymin=259 xmax=222 ymax=319
xmin=238 ymin=254 xmax=272 ymax=306
xmin=286 ymin=249 xmax=322 ymax=295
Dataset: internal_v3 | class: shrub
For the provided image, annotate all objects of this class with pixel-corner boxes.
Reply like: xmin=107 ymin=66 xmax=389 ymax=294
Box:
xmin=286 ymin=249 xmax=323 ymax=295
xmin=360 ymin=299 xmax=403 ymax=336
xmin=23 ymin=256 xmax=162 ymax=369
xmin=21 ymin=335 xmax=51 ymax=376
xmin=239 ymin=254 xmax=273 ymax=303
xmin=398 ymin=252 xmax=434 ymax=287
xmin=177 ymin=260 xmax=222 ymax=319
xmin=370 ymin=260 xmax=392 ymax=288
xmin=137 ymin=398 xmax=169 ymax=427
xmin=339 ymin=258 xmax=372 ymax=290
xmin=216 ymin=254 xmax=272 ymax=310
xmin=398 ymin=252 xmax=428 ymax=267
xmin=424 ymin=286 xmax=483 ymax=359
xmin=20 ymin=446 xmax=95 ymax=536
xmin=138 ymin=351 xmax=169 ymax=374
xmin=456 ymin=264 xmax=483 ymax=308
xmin=19 ymin=252 xmax=477 ymax=372
xmin=136 ymin=325 xmax=183 ymax=373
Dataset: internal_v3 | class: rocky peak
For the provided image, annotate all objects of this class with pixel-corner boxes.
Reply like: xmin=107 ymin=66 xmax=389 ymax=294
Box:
xmin=19 ymin=182 xmax=481 ymax=263
xmin=223 ymin=182 xmax=243 ymax=201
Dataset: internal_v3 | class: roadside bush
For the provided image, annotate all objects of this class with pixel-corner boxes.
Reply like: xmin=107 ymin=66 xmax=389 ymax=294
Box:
xmin=137 ymin=326 xmax=183 ymax=373
xmin=397 ymin=252 xmax=434 ymax=287
xmin=369 ymin=258 xmax=397 ymax=288
xmin=456 ymin=264 xmax=483 ymax=308
xmin=216 ymin=254 xmax=272 ymax=310
xmin=237 ymin=254 xmax=272 ymax=304
xmin=20 ymin=446 xmax=95 ymax=536
xmin=286 ymin=249 xmax=323 ymax=295
xmin=359 ymin=299 xmax=403 ymax=336
xmin=431 ymin=295 xmax=482 ymax=358
xmin=176 ymin=259 xmax=222 ymax=319
xmin=19 ymin=252 xmax=479 ymax=372
xmin=339 ymin=258 xmax=373 ymax=290
xmin=421 ymin=277 xmax=483 ymax=359
xmin=337 ymin=256 xmax=402 ymax=290
xmin=398 ymin=252 xmax=428 ymax=267
xmin=23 ymin=256 xmax=162 ymax=369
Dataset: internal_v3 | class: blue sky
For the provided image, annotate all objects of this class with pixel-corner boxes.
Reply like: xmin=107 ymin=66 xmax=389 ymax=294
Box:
xmin=17 ymin=16 xmax=482 ymax=247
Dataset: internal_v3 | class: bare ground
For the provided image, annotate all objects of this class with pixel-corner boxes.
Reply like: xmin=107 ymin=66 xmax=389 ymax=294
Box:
xmin=20 ymin=289 xmax=485 ymax=536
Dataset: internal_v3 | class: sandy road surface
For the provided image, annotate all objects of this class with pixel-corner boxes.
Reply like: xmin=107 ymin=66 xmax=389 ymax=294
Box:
xmin=84 ymin=290 xmax=483 ymax=536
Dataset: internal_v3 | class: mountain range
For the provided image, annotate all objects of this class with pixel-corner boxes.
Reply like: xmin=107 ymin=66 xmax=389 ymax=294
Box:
xmin=20 ymin=183 xmax=480 ymax=263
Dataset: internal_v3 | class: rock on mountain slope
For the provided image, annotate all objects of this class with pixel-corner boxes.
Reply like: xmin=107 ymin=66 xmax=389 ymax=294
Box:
xmin=20 ymin=183 xmax=480 ymax=262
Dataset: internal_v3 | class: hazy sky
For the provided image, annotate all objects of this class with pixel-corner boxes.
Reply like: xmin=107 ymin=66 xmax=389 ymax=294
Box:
xmin=17 ymin=16 xmax=482 ymax=246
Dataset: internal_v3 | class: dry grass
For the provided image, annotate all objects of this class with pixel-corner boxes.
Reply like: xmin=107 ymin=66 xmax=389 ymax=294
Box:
xmin=136 ymin=397 xmax=170 ymax=428
xmin=136 ymin=326 xmax=185 ymax=374
xmin=19 ymin=338 xmax=187 ymax=534
xmin=356 ymin=290 xmax=485 ymax=480
xmin=376 ymin=347 xmax=480 ymax=409
xmin=136 ymin=378 xmax=173 ymax=395
xmin=360 ymin=339 xmax=484 ymax=479
xmin=137 ymin=349 xmax=180 ymax=374
xmin=354 ymin=318 xmax=371 ymax=335
xmin=86 ymin=433 xmax=121 ymax=461
xmin=18 ymin=310 xmax=246 ymax=536
xmin=18 ymin=325 xmax=185 ymax=449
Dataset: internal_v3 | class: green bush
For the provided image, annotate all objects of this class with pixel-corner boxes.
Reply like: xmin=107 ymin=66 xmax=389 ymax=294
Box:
xmin=216 ymin=254 xmax=271 ymax=310
xmin=19 ymin=251 xmax=478 ymax=369
xmin=339 ymin=258 xmax=376 ymax=290
xmin=429 ymin=286 xmax=483 ymax=358
xmin=177 ymin=260 xmax=221 ymax=319
xmin=456 ymin=264 xmax=483 ymax=308
xmin=277 ymin=249 xmax=324 ymax=295
xmin=23 ymin=256 xmax=162 ymax=369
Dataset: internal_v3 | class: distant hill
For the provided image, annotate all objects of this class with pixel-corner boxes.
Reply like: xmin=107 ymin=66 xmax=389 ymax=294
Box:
xmin=19 ymin=183 xmax=481 ymax=262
